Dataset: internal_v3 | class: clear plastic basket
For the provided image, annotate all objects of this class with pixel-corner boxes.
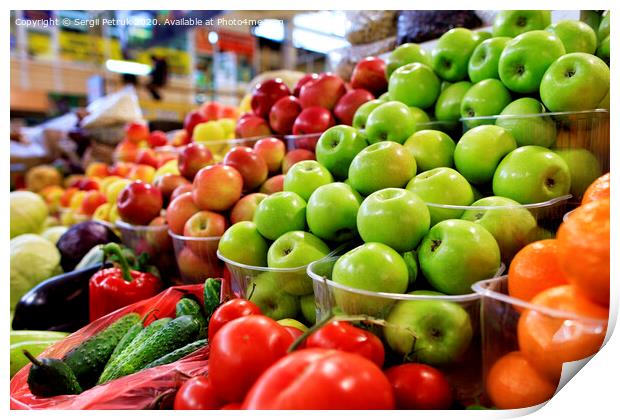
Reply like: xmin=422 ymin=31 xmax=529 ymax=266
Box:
xmin=169 ymin=230 xmax=223 ymax=284
xmin=472 ymin=276 xmax=608 ymax=409
xmin=424 ymin=195 xmax=571 ymax=263
xmin=308 ymin=256 xmax=505 ymax=405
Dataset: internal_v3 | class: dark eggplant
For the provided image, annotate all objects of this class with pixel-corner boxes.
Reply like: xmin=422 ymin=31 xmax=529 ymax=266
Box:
xmin=57 ymin=221 xmax=120 ymax=272
xmin=12 ymin=264 xmax=109 ymax=333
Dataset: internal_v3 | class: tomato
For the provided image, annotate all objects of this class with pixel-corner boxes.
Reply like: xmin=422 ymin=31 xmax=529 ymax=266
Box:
xmin=209 ymin=315 xmax=293 ymax=403
xmin=220 ymin=402 xmax=241 ymax=410
xmin=242 ymin=348 xmax=395 ymax=409
xmin=208 ymin=298 xmax=262 ymax=342
xmin=303 ymin=321 xmax=385 ymax=367
xmin=173 ymin=376 xmax=223 ymax=410
xmin=384 ymin=363 xmax=452 ymax=410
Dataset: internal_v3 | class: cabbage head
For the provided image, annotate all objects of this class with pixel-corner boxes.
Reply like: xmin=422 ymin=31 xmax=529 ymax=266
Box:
xmin=10 ymin=191 xmax=48 ymax=238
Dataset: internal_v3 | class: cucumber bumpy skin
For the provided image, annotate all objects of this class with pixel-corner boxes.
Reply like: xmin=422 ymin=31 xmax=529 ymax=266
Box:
xmin=101 ymin=322 xmax=143 ymax=374
xmin=62 ymin=313 xmax=140 ymax=390
xmin=176 ymin=298 xmax=207 ymax=338
xmin=98 ymin=315 xmax=202 ymax=384
xmin=142 ymin=338 xmax=208 ymax=370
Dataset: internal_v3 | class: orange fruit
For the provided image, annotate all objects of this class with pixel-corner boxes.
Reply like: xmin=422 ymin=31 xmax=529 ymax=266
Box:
xmin=582 ymin=173 xmax=609 ymax=205
xmin=557 ymin=198 xmax=610 ymax=306
xmin=486 ymin=351 xmax=557 ymax=409
xmin=508 ymin=239 xmax=569 ymax=303
xmin=517 ymin=285 xmax=608 ymax=381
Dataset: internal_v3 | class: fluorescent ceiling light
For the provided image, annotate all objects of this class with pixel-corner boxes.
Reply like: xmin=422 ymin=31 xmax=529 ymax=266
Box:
xmin=293 ymin=28 xmax=349 ymax=54
xmin=293 ymin=11 xmax=347 ymax=38
xmin=105 ymin=59 xmax=152 ymax=75
xmin=253 ymin=19 xmax=284 ymax=41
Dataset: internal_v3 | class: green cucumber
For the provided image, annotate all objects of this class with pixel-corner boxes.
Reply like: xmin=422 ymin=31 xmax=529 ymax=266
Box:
xmin=142 ymin=338 xmax=207 ymax=370
xmin=203 ymin=278 xmax=222 ymax=323
xmin=176 ymin=298 xmax=207 ymax=338
xmin=99 ymin=315 xmax=201 ymax=383
xmin=97 ymin=317 xmax=171 ymax=385
xmin=62 ymin=313 xmax=140 ymax=390
xmin=101 ymin=322 xmax=143 ymax=373
xmin=24 ymin=351 xmax=82 ymax=397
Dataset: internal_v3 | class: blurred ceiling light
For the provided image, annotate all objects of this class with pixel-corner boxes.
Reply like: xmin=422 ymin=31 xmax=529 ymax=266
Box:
xmin=105 ymin=59 xmax=152 ymax=76
xmin=208 ymin=31 xmax=219 ymax=44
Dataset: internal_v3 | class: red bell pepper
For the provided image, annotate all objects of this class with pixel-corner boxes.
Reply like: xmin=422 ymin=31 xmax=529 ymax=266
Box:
xmin=89 ymin=243 xmax=163 ymax=321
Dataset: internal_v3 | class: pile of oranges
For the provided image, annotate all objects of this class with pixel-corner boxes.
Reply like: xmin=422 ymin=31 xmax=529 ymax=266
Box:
xmin=486 ymin=173 xmax=610 ymax=409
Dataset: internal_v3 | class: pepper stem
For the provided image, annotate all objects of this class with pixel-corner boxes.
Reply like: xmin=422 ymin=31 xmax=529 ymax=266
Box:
xmin=23 ymin=350 xmax=43 ymax=367
xmin=102 ymin=243 xmax=133 ymax=282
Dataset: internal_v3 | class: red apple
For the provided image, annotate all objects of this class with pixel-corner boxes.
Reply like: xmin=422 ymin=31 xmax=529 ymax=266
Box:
xmin=184 ymin=110 xmax=206 ymax=139
xmin=170 ymin=183 xmax=193 ymax=203
xmin=148 ymin=130 xmax=168 ymax=148
xmin=350 ymin=57 xmax=388 ymax=96
xmin=223 ymin=147 xmax=269 ymax=191
xmin=154 ymin=174 xmax=190 ymax=206
xmin=294 ymin=73 xmax=319 ymax=97
xmin=199 ymin=102 xmax=224 ymax=121
xmin=110 ymin=162 xmax=133 ymax=178
xmin=147 ymin=215 xmax=173 ymax=251
xmin=117 ymin=181 xmax=163 ymax=225
xmin=79 ymin=190 xmax=107 ymax=216
xmin=192 ymin=165 xmax=243 ymax=211
xmin=176 ymin=247 xmax=222 ymax=282
xmin=269 ymin=95 xmax=302 ymax=135
xmin=334 ymin=88 xmax=375 ymax=125
xmin=220 ymin=105 xmax=239 ymax=119
xmin=292 ymin=107 xmax=335 ymax=135
xmin=230 ymin=193 xmax=268 ymax=224
xmin=251 ymin=78 xmax=291 ymax=119
xmin=166 ymin=191 xmax=200 ymax=234
xmin=85 ymin=162 xmax=109 ymax=178
xmin=74 ymin=177 xmax=100 ymax=191
xmin=178 ymin=143 xmax=214 ymax=180
xmin=282 ymin=149 xmax=316 ymax=174
xmin=171 ymin=129 xmax=190 ymax=147
xmin=156 ymin=150 xmax=178 ymax=167
xmin=253 ymin=137 xmax=286 ymax=173
xmin=259 ymin=175 xmax=285 ymax=194
xmin=183 ymin=210 xmax=229 ymax=254
xmin=135 ymin=148 xmax=160 ymax=168
xmin=298 ymin=73 xmax=347 ymax=110
xmin=114 ymin=140 xmax=139 ymax=163
xmin=235 ymin=115 xmax=272 ymax=138
xmin=128 ymin=164 xmax=156 ymax=183
xmin=125 ymin=122 xmax=149 ymax=143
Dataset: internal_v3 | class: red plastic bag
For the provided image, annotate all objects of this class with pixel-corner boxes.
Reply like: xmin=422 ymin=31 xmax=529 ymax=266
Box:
xmin=10 ymin=285 xmax=210 ymax=410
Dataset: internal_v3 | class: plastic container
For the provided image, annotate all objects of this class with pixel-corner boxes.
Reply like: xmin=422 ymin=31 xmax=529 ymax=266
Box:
xmin=116 ymin=220 xmax=177 ymax=280
xmin=424 ymin=195 xmax=571 ymax=263
xmin=169 ymin=231 xmax=223 ymax=284
xmin=308 ymin=256 xmax=505 ymax=405
xmin=461 ymin=109 xmax=610 ymax=202
xmin=473 ymin=276 xmax=608 ymax=409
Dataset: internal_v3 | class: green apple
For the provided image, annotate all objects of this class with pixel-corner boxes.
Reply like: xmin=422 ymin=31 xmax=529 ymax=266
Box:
xmin=417 ymin=219 xmax=501 ymax=295
xmin=386 ymin=43 xmax=432 ymax=78
xmin=316 ymin=125 xmax=368 ymax=180
xmin=408 ymin=107 xmax=431 ymax=125
xmin=546 ymin=20 xmax=597 ymax=54
xmin=300 ymin=294 xmax=317 ymax=325
xmin=476 ymin=31 xmax=493 ymax=42
xmin=218 ymin=221 xmax=268 ymax=266
xmin=404 ymin=130 xmax=455 ymax=171
xmin=406 ymin=168 xmax=475 ymax=225
xmin=598 ymin=12 xmax=610 ymax=40
xmin=493 ymin=146 xmax=571 ymax=204
xmin=349 ymin=141 xmax=417 ymax=196
xmin=554 ymin=148 xmax=603 ymax=198
xmin=352 ymin=99 xmax=385 ymax=130
xmin=378 ymin=92 xmax=391 ymax=101
xmin=454 ymin=125 xmax=517 ymax=184
xmin=431 ymin=28 xmax=481 ymax=82
xmin=402 ymin=250 xmax=418 ymax=289
xmin=598 ymin=90 xmax=610 ymax=109
xmin=460 ymin=79 xmax=512 ymax=128
xmin=332 ymin=242 xmax=409 ymax=316
xmin=388 ymin=63 xmax=440 ymax=109
xmin=596 ymin=35 xmax=610 ymax=65
xmin=539 ymin=53 xmax=610 ymax=112
xmin=495 ymin=97 xmax=557 ymax=148
xmin=461 ymin=196 xmax=538 ymax=262
xmin=384 ymin=297 xmax=473 ymax=364
xmin=247 ymin=271 xmax=299 ymax=320
xmin=357 ymin=188 xmax=430 ymax=253
xmin=498 ymin=30 xmax=566 ymax=94
xmin=283 ymin=160 xmax=333 ymax=201
xmin=365 ymin=101 xmax=416 ymax=144
xmin=267 ymin=230 xmax=330 ymax=296
xmin=253 ymin=191 xmax=306 ymax=240
xmin=440 ymin=81 xmax=453 ymax=91
xmin=306 ymin=182 xmax=362 ymax=242
xmin=434 ymin=81 xmax=472 ymax=122
xmin=277 ymin=318 xmax=308 ymax=332
xmin=492 ymin=10 xmax=551 ymax=37
xmin=468 ymin=37 xmax=511 ymax=83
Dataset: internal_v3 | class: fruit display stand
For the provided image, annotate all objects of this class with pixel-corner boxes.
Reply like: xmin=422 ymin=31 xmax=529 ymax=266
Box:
xmin=169 ymin=231 xmax=223 ymax=284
